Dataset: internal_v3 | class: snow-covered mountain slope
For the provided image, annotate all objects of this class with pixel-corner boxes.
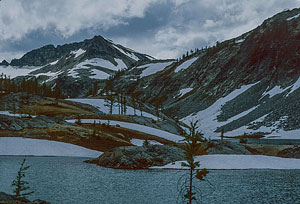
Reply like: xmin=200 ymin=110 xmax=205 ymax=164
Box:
xmin=0 ymin=35 xmax=155 ymax=97
xmin=0 ymin=137 xmax=102 ymax=157
xmin=180 ymin=80 xmax=300 ymax=139
xmin=111 ymin=8 xmax=300 ymax=139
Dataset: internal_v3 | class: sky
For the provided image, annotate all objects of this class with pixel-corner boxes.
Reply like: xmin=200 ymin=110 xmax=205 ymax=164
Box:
xmin=0 ymin=0 xmax=300 ymax=62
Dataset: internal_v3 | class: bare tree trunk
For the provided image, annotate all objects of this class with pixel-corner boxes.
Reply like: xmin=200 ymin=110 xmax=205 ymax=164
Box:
xmin=124 ymin=97 xmax=127 ymax=114
xmin=118 ymin=94 xmax=121 ymax=115
xmin=139 ymin=102 xmax=143 ymax=116
xmin=189 ymin=166 xmax=193 ymax=204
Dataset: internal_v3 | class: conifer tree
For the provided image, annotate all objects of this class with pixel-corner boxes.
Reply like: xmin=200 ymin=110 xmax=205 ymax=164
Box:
xmin=178 ymin=121 xmax=209 ymax=204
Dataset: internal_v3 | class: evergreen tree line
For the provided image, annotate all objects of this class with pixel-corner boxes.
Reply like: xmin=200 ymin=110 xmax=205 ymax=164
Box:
xmin=0 ymin=74 xmax=64 ymax=98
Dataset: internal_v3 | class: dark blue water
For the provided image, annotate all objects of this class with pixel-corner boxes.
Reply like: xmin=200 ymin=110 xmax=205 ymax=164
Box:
xmin=0 ymin=156 xmax=300 ymax=204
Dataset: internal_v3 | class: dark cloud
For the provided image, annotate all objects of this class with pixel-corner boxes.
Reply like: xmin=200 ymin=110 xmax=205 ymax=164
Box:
xmin=0 ymin=0 xmax=300 ymax=61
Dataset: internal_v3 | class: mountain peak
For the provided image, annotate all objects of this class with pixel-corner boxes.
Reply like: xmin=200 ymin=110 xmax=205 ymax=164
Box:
xmin=0 ymin=59 xmax=9 ymax=66
xmin=8 ymin=35 xmax=153 ymax=67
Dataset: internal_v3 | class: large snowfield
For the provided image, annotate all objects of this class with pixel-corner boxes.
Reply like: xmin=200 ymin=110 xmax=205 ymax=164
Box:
xmin=0 ymin=137 xmax=102 ymax=157
xmin=181 ymin=82 xmax=259 ymax=138
xmin=181 ymin=80 xmax=300 ymax=139
xmin=152 ymin=154 xmax=300 ymax=170
xmin=66 ymin=119 xmax=184 ymax=143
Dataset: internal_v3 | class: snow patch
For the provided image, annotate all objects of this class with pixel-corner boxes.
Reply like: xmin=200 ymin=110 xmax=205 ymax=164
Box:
xmin=152 ymin=155 xmax=300 ymax=169
xmin=0 ymin=137 xmax=102 ymax=157
xmin=49 ymin=59 xmax=59 ymax=65
xmin=287 ymin=76 xmax=300 ymax=95
xmin=68 ymin=58 xmax=127 ymax=78
xmin=146 ymin=55 xmax=156 ymax=60
xmin=112 ymin=45 xmax=140 ymax=61
xmin=267 ymin=129 xmax=300 ymax=139
xmin=178 ymin=88 xmax=193 ymax=97
xmin=71 ymin=48 xmax=86 ymax=58
xmin=0 ymin=111 xmax=36 ymax=118
xmin=287 ymin=13 xmax=300 ymax=21
xmin=66 ymin=119 xmax=184 ymax=143
xmin=89 ymin=69 xmax=110 ymax=80
xmin=43 ymin=71 xmax=64 ymax=82
xmin=225 ymin=106 xmax=259 ymax=122
xmin=174 ymin=57 xmax=198 ymax=72
xmin=34 ymin=70 xmax=63 ymax=78
xmin=138 ymin=61 xmax=174 ymax=77
xmin=0 ymin=66 xmax=40 ymax=78
xmin=235 ymin=39 xmax=245 ymax=44
xmin=262 ymin=85 xmax=290 ymax=98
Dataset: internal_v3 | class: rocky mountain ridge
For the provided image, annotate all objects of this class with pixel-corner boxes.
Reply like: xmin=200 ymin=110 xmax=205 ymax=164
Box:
xmin=0 ymin=35 xmax=155 ymax=97
xmin=111 ymin=8 xmax=300 ymax=138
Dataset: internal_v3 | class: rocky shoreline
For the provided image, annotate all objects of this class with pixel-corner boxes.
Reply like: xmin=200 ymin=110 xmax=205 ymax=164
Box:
xmin=0 ymin=192 xmax=50 ymax=204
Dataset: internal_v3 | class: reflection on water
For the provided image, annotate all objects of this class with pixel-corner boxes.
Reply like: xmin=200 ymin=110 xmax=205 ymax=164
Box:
xmin=0 ymin=156 xmax=299 ymax=204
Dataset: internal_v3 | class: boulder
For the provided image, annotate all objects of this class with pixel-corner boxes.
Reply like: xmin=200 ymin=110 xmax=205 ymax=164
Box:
xmin=86 ymin=145 xmax=185 ymax=169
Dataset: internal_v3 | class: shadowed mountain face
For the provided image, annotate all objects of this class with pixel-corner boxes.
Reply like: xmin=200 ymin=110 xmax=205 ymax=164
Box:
xmin=111 ymin=8 xmax=300 ymax=137
xmin=2 ymin=8 xmax=300 ymax=137
xmin=9 ymin=35 xmax=153 ymax=67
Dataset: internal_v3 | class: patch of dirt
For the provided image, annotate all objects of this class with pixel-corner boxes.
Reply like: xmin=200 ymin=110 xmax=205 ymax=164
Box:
xmin=245 ymin=144 xmax=295 ymax=156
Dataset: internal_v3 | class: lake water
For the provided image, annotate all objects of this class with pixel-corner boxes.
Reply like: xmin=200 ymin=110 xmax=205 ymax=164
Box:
xmin=0 ymin=156 xmax=300 ymax=204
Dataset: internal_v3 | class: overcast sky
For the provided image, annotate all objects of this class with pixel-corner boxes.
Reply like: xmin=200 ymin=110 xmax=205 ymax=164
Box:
xmin=0 ymin=0 xmax=300 ymax=62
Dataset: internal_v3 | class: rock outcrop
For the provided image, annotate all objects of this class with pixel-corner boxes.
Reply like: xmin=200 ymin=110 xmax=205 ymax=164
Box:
xmin=0 ymin=114 xmax=68 ymax=131
xmin=86 ymin=145 xmax=185 ymax=169
xmin=277 ymin=146 xmax=300 ymax=158
xmin=207 ymin=141 xmax=251 ymax=155
xmin=0 ymin=192 xmax=50 ymax=204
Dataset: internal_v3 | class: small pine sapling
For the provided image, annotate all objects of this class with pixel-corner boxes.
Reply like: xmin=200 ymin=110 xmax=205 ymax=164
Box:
xmin=12 ymin=158 xmax=34 ymax=199
xmin=178 ymin=121 xmax=209 ymax=204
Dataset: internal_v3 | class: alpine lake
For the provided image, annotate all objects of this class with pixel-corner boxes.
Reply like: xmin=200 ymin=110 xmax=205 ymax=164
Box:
xmin=0 ymin=156 xmax=299 ymax=204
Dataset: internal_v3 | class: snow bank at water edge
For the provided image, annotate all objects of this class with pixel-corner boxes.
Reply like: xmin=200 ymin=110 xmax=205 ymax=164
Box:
xmin=0 ymin=137 xmax=102 ymax=157
xmin=152 ymin=154 xmax=300 ymax=170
